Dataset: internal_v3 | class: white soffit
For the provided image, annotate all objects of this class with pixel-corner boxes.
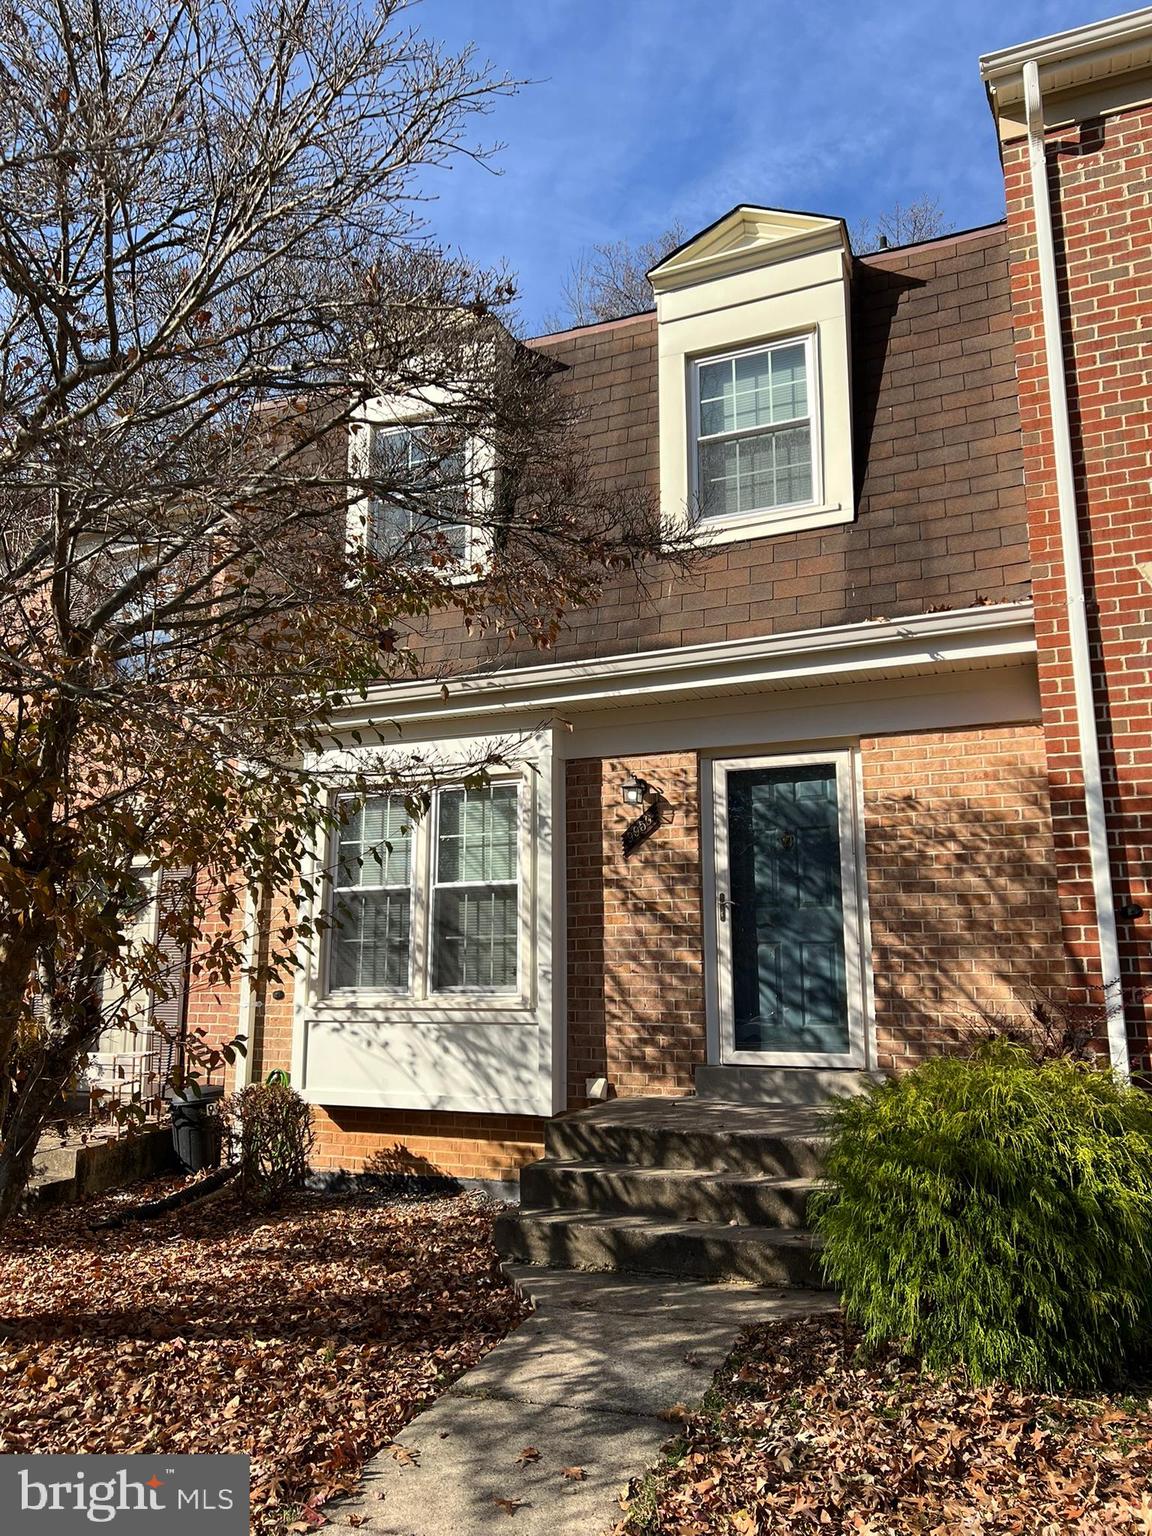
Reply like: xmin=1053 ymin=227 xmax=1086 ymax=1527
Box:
xmin=981 ymin=9 xmax=1152 ymax=135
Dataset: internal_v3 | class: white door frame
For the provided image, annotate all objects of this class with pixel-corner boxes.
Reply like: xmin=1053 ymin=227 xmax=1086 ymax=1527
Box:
xmin=705 ymin=748 xmax=869 ymax=1068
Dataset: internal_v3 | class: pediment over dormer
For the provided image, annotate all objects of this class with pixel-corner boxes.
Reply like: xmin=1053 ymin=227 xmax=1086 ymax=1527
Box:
xmin=649 ymin=205 xmax=849 ymax=293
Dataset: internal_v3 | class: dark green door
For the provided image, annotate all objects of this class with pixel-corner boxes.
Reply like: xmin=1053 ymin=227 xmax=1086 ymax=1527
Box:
xmin=724 ymin=762 xmax=851 ymax=1056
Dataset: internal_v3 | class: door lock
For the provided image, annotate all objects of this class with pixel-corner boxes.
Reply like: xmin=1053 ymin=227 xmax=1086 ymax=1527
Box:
xmin=718 ymin=891 xmax=737 ymax=923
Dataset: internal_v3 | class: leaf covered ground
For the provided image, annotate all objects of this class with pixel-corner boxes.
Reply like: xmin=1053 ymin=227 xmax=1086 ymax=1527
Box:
xmin=618 ymin=1313 xmax=1152 ymax=1536
xmin=0 ymin=1181 xmax=528 ymax=1529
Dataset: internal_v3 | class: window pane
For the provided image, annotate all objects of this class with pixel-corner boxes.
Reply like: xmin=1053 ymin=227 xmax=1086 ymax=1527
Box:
xmin=698 ymin=359 xmax=734 ymax=436
xmin=702 ymin=425 xmax=814 ymax=517
xmin=769 ymin=424 xmax=813 ymax=506
xmin=331 ymin=890 xmax=411 ymax=989
xmin=769 ymin=344 xmax=808 ymax=420
xmin=698 ymin=438 xmax=740 ymax=519
xmin=732 ymin=349 xmax=775 ymax=430
xmin=337 ymin=796 xmax=411 ymax=888
xmin=738 ymin=432 xmax=778 ymax=514
xmin=699 ymin=345 xmax=809 ymax=442
xmin=432 ymin=887 xmax=518 ymax=991
xmin=437 ymin=785 xmax=518 ymax=884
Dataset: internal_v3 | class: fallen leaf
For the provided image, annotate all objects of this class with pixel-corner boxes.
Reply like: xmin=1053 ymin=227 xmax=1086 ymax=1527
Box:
xmin=0 ymin=1187 xmax=528 ymax=1534
xmin=492 ymin=1497 xmax=525 ymax=1515
xmin=562 ymin=1466 xmax=586 ymax=1481
xmin=516 ymin=1446 xmax=540 ymax=1467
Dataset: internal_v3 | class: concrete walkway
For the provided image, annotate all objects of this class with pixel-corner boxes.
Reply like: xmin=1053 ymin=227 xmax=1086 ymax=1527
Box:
xmin=336 ymin=1265 xmax=835 ymax=1536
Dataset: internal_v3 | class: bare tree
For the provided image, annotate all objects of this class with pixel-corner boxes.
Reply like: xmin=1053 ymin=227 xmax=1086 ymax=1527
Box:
xmin=0 ymin=0 xmax=693 ymax=1220
xmin=550 ymin=223 xmax=687 ymax=329
xmin=850 ymin=197 xmax=953 ymax=255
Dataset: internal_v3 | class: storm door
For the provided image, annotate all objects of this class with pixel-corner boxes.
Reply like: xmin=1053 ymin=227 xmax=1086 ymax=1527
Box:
xmin=712 ymin=754 xmax=865 ymax=1065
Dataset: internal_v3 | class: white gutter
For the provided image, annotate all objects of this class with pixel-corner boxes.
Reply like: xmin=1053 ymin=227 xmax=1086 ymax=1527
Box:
xmin=332 ymin=602 xmax=1035 ymax=728
xmin=1022 ymin=59 xmax=1129 ymax=1076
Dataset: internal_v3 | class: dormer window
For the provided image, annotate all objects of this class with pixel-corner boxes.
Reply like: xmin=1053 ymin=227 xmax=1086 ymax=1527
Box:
xmin=650 ymin=205 xmax=854 ymax=546
xmin=693 ymin=336 xmax=817 ymax=520
xmin=370 ymin=422 xmax=471 ymax=563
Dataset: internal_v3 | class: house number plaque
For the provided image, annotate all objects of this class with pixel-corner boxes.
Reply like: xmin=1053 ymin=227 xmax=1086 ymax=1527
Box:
xmin=622 ymin=800 xmax=664 ymax=857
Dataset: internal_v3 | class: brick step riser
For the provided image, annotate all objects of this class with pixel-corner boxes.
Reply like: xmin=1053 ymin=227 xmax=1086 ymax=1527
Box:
xmin=519 ymin=1164 xmax=812 ymax=1229
xmin=543 ymin=1123 xmax=827 ymax=1178
xmin=494 ymin=1213 xmax=830 ymax=1289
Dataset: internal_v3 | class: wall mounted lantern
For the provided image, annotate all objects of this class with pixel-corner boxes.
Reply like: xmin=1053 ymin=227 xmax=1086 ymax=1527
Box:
xmin=621 ymin=772 xmax=650 ymax=807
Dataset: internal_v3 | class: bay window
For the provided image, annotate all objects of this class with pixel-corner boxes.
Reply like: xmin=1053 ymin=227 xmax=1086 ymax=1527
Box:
xmin=328 ymin=782 xmax=521 ymax=999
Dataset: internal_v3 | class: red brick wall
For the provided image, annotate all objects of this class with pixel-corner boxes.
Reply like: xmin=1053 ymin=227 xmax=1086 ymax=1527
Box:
xmin=183 ymin=870 xmax=246 ymax=1091
xmin=1002 ymin=105 xmax=1152 ymax=1068
xmin=861 ymin=724 xmax=1065 ymax=1068
xmin=566 ymin=753 xmax=707 ymax=1105
xmin=210 ymin=725 xmax=1067 ymax=1165
xmin=311 ymin=1107 xmax=544 ymax=1184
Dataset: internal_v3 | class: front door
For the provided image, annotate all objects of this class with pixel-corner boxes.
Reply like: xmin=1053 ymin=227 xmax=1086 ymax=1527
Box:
xmin=712 ymin=753 xmax=865 ymax=1066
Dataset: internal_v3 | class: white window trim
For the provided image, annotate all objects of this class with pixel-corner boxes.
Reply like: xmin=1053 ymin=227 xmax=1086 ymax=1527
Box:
xmin=314 ymin=765 xmax=538 ymax=1025
xmin=689 ymin=331 xmax=826 ymax=535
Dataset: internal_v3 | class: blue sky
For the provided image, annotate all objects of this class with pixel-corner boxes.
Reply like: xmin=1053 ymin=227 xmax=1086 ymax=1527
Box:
xmin=414 ymin=1 xmax=1110 ymax=334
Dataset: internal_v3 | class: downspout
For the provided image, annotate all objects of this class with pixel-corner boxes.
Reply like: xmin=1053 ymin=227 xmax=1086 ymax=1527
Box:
xmin=1022 ymin=59 xmax=1129 ymax=1076
xmin=233 ymin=881 xmax=260 ymax=1089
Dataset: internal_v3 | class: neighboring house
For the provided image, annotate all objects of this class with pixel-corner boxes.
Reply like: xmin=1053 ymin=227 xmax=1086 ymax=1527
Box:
xmin=88 ymin=869 xmax=187 ymax=1112
xmin=185 ymin=10 xmax=1152 ymax=1189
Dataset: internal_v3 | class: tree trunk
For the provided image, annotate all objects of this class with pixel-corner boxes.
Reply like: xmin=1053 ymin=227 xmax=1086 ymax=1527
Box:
xmin=0 ymin=1070 xmax=62 ymax=1225
xmin=0 ymin=921 xmax=46 ymax=1060
xmin=0 ymin=993 xmax=103 ymax=1228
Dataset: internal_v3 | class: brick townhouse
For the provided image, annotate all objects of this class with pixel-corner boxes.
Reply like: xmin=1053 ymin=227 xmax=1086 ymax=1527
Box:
xmin=168 ymin=9 xmax=1152 ymax=1190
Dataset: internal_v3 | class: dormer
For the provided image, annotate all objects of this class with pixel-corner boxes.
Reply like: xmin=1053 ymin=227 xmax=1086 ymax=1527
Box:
xmin=649 ymin=205 xmax=854 ymax=545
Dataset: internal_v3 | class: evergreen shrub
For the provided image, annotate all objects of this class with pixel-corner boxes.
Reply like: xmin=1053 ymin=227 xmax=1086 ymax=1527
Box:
xmin=812 ymin=1041 xmax=1152 ymax=1386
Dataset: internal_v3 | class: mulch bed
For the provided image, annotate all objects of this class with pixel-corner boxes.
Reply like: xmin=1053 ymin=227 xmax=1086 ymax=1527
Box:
xmin=0 ymin=1180 xmax=528 ymax=1529
xmin=617 ymin=1313 xmax=1152 ymax=1535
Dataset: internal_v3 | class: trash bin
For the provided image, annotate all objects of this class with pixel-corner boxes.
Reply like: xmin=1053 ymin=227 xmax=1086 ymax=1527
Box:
xmin=168 ymin=1084 xmax=226 ymax=1173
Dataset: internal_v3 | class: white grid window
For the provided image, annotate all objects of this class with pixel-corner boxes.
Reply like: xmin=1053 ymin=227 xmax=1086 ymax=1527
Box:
xmin=370 ymin=424 xmax=469 ymax=562
xmin=694 ymin=338 xmax=815 ymax=519
xmin=327 ymin=783 xmax=522 ymax=999
xmin=330 ymin=796 xmax=413 ymax=990
xmin=432 ymin=785 xmax=519 ymax=992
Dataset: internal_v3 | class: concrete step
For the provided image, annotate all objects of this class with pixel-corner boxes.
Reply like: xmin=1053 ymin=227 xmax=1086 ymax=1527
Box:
xmin=494 ymin=1208 xmax=830 ymax=1288
xmin=520 ymin=1159 xmax=814 ymax=1229
xmin=694 ymin=1065 xmax=885 ymax=1106
xmin=545 ymin=1099 xmax=829 ymax=1177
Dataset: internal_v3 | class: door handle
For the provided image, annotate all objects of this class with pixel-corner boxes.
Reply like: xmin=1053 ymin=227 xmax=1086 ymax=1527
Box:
xmin=718 ymin=892 xmax=737 ymax=923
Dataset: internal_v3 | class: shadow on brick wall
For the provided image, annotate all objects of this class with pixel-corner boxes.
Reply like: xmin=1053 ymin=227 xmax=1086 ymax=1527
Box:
xmin=864 ymin=766 xmax=1071 ymax=1068
xmin=566 ymin=755 xmax=707 ymax=1107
